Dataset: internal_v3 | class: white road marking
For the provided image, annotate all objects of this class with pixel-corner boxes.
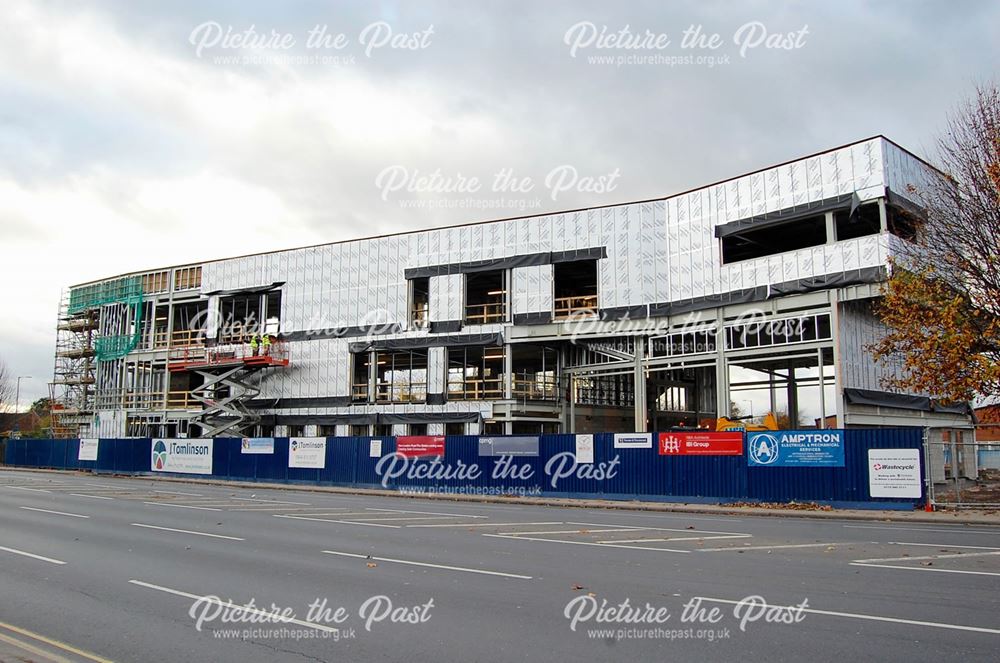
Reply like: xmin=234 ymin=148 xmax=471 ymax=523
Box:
xmin=128 ymin=580 xmax=338 ymax=633
xmin=273 ymin=514 xmax=400 ymax=528
xmin=365 ymin=507 xmax=487 ymax=518
xmin=228 ymin=506 xmax=336 ymax=512
xmin=5 ymin=486 xmax=51 ymax=493
xmin=853 ymin=550 xmax=1000 ymax=564
xmin=483 ymin=533 xmax=690 ymax=554
xmin=888 ymin=541 xmax=1000 ymax=550
xmin=19 ymin=506 xmax=90 ymax=519
xmin=697 ymin=596 xmax=1000 ymax=635
xmin=230 ymin=497 xmax=311 ymax=505
xmin=602 ymin=534 xmax=753 ymax=544
xmin=334 ymin=515 xmax=481 ymax=523
xmin=131 ymin=523 xmax=245 ymax=541
xmin=142 ymin=502 xmax=221 ymax=512
xmin=0 ymin=545 xmax=66 ymax=565
xmin=321 ymin=550 xmax=532 ymax=579
xmin=272 ymin=511 xmax=388 ymax=517
xmin=843 ymin=525 xmax=1000 ymax=535
xmin=569 ymin=523 xmax=752 ymax=536
xmin=699 ymin=542 xmax=852 ymax=552
xmin=509 ymin=527 xmax=647 ymax=536
xmin=152 ymin=489 xmax=203 ymax=496
xmin=407 ymin=521 xmax=564 ymax=528
xmin=850 ymin=562 xmax=1000 ymax=577
xmin=588 ymin=512 xmax=743 ymax=523
xmin=70 ymin=493 xmax=114 ymax=500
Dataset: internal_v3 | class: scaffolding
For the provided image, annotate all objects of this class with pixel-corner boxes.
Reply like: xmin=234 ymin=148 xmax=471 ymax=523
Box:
xmin=50 ymin=290 xmax=98 ymax=437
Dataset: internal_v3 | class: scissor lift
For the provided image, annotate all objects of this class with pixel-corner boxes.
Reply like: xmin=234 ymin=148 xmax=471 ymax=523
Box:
xmin=168 ymin=341 xmax=289 ymax=437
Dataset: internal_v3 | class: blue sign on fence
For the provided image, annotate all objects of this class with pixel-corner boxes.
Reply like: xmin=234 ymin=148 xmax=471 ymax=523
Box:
xmin=747 ymin=430 xmax=845 ymax=467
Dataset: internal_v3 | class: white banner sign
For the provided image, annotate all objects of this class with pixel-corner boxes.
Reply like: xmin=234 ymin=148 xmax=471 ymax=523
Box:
xmin=868 ymin=449 xmax=921 ymax=498
xmin=369 ymin=439 xmax=383 ymax=458
xmin=289 ymin=437 xmax=327 ymax=469
xmin=240 ymin=437 xmax=275 ymax=454
xmin=78 ymin=438 xmax=99 ymax=461
xmin=151 ymin=438 xmax=213 ymax=475
xmin=614 ymin=433 xmax=652 ymax=449
xmin=575 ymin=434 xmax=594 ymax=464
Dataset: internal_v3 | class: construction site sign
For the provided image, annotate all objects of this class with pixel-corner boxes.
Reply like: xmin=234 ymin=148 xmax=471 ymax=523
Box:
xmin=78 ymin=438 xmax=99 ymax=461
xmin=658 ymin=432 xmax=743 ymax=456
xmin=289 ymin=437 xmax=326 ymax=469
xmin=396 ymin=436 xmax=445 ymax=458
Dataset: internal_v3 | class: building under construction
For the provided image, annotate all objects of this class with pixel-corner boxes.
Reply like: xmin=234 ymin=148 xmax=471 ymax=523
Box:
xmin=50 ymin=136 xmax=975 ymax=439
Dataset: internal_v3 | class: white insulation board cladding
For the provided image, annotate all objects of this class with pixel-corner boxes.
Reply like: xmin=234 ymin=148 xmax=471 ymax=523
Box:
xmin=512 ymin=264 xmax=553 ymax=315
xmin=201 ymin=137 xmax=905 ymax=332
xmin=191 ymin=137 xmax=933 ymax=407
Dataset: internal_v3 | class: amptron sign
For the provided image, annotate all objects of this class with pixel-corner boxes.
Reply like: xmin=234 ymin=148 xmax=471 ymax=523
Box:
xmin=747 ymin=430 xmax=845 ymax=467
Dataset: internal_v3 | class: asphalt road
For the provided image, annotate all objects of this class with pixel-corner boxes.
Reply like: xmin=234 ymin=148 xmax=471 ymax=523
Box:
xmin=1 ymin=469 xmax=998 ymax=663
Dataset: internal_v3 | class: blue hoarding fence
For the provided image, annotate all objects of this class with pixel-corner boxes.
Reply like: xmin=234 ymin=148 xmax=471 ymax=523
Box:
xmin=3 ymin=428 xmax=926 ymax=509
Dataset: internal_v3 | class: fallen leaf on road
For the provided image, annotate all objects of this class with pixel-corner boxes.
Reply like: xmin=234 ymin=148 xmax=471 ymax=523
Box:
xmin=367 ymin=562 xmax=377 ymax=568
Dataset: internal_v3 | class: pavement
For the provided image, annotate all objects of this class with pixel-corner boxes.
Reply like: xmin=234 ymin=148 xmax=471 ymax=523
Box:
xmin=1 ymin=468 xmax=999 ymax=662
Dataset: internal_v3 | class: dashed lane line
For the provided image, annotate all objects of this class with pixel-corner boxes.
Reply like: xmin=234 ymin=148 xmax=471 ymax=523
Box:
xmin=697 ymin=596 xmax=1000 ymax=635
xmin=365 ymin=507 xmax=488 ymax=518
xmin=128 ymin=580 xmax=339 ymax=633
xmin=273 ymin=514 xmax=400 ymax=528
xmin=849 ymin=562 xmax=1000 ymax=577
xmin=482 ymin=533 xmax=690 ymax=554
xmin=601 ymin=534 xmax=752 ymax=544
xmin=142 ymin=502 xmax=221 ymax=512
xmin=853 ymin=550 xmax=1000 ymax=564
xmin=699 ymin=542 xmax=852 ymax=552
xmin=0 ymin=545 xmax=66 ymax=565
xmin=407 ymin=521 xmax=564 ymax=528
xmin=321 ymin=550 xmax=532 ymax=579
xmin=131 ymin=523 xmax=245 ymax=541
xmin=19 ymin=506 xmax=90 ymax=519
xmin=888 ymin=541 xmax=1000 ymax=550
xmin=843 ymin=525 xmax=1000 ymax=535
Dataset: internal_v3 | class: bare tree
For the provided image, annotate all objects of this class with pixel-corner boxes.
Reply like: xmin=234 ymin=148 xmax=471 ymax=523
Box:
xmin=874 ymin=82 xmax=1000 ymax=401
xmin=0 ymin=358 xmax=13 ymax=413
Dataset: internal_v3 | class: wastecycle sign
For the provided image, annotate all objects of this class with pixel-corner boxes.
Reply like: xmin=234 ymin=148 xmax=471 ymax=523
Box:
xmin=747 ymin=430 xmax=845 ymax=467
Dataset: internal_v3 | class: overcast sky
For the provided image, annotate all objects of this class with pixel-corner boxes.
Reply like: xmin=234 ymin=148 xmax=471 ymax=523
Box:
xmin=1 ymin=0 xmax=998 ymax=407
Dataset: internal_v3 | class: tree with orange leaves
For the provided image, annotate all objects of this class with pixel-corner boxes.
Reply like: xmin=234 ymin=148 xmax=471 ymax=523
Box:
xmin=873 ymin=83 xmax=1000 ymax=403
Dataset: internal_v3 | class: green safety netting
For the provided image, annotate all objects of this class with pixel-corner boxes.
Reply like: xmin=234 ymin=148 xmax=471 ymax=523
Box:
xmin=69 ymin=276 xmax=144 ymax=362
xmin=68 ymin=276 xmax=143 ymax=313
